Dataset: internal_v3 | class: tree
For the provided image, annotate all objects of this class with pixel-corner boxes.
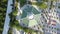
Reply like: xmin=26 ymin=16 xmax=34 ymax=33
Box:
xmin=20 ymin=0 xmax=26 ymax=7
xmin=42 ymin=0 xmax=48 ymax=2
xmin=0 ymin=0 xmax=7 ymax=33
xmin=8 ymin=28 xmax=12 ymax=34
xmin=32 ymin=2 xmax=47 ymax=9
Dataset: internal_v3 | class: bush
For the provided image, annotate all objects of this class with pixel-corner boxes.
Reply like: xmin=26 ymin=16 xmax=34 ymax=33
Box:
xmin=12 ymin=10 xmax=18 ymax=16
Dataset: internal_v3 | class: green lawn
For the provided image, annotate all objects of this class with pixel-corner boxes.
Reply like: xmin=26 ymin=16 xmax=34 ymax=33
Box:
xmin=34 ymin=14 xmax=41 ymax=22
xmin=22 ymin=17 xmax=29 ymax=26
xmin=29 ymin=19 xmax=37 ymax=27
xmin=22 ymin=17 xmax=38 ymax=27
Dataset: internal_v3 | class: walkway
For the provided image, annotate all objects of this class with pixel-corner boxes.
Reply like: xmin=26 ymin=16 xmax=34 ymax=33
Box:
xmin=2 ymin=0 xmax=13 ymax=34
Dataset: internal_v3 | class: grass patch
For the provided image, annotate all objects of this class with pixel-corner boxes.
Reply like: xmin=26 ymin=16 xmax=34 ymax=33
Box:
xmin=22 ymin=18 xmax=29 ymax=26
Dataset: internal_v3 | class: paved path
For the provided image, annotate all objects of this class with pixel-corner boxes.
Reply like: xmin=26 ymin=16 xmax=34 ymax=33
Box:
xmin=2 ymin=0 xmax=13 ymax=34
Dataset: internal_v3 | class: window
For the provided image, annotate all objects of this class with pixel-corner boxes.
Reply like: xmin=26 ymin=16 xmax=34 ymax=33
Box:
xmin=46 ymin=30 xmax=48 ymax=32
xmin=53 ymin=13 xmax=54 ymax=15
xmin=57 ymin=17 xmax=58 ymax=19
xmin=52 ymin=31 xmax=53 ymax=32
xmin=58 ymin=6 xmax=60 ymax=8
xmin=54 ymin=16 xmax=55 ymax=18
xmin=56 ymin=14 xmax=57 ymax=16
xmin=42 ymin=22 xmax=43 ymax=24
xmin=52 ymin=27 xmax=53 ymax=29
xmin=38 ymin=27 xmax=39 ymax=29
xmin=54 ymin=10 xmax=56 ymax=12
xmin=43 ymin=16 xmax=44 ymax=18
xmin=23 ymin=24 xmax=25 ymax=26
xmin=55 ymin=31 xmax=56 ymax=33
xmin=10 ymin=4 xmax=13 ymax=6
xmin=43 ymin=25 xmax=45 ymax=27
xmin=51 ymin=16 xmax=53 ymax=18
xmin=39 ymin=24 xmax=40 ymax=25
xmin=49 ymin=26 xmax=50 ymax=28
xmin=47 ymin=26 xmax=48 ymax=28
xmin=12 ymin=7 xmax=14 ymax=9
xmin=41 ymin=14 xmax=43 ymax=16
xmin=54 ymin=28 xmax=56 ymax=30
xmin=34 ymin=26 xmax=35 ymax=27
xmin=45 ymin=20 xmax=47 ymax=22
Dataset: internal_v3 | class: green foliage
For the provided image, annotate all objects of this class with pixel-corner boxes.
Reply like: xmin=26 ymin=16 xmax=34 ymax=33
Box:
xmin=9 ymin=10 xmax=18 ymax=27
xmin=16 ymin=0 xmax=19 ymax=2
xmin=20 ymin=0 xmax=26 ymax=7
xmin=32 ymin=2 xmax=47 ymax=9
xmin=38 ymin=2 xmax=47 ymax=9
xmin=42 ymin=0 xmax=48 ymax=2
xmin=8 ymin=0 xmax=18 ymax=34
xmin=9 ymin=8 xmax=18 ymax=18
xmin=9 ymin=11 xmax=35 ymax=33
xmin=12 ymin=10 xmax=18 ymax=16
xmin=8 ymin=0 xmax=20 ymax=33
xmin=8 ymin=28 xmax=12 ymax=34
xmin=0 ymin=0 xmax=7 ymax=34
